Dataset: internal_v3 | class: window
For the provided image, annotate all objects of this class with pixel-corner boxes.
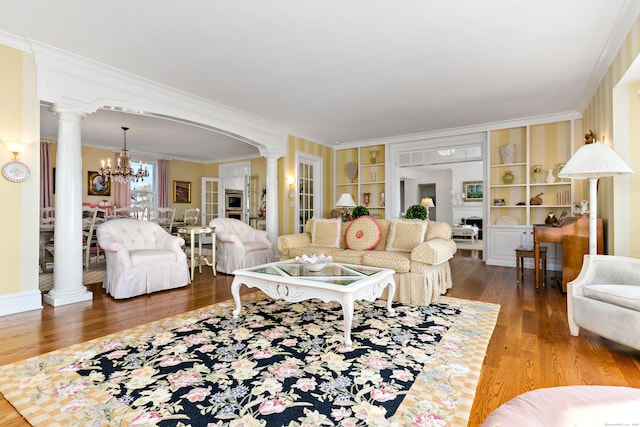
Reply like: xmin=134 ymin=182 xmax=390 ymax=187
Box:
xmin=130 ymin=161 xmax=155 ymax=218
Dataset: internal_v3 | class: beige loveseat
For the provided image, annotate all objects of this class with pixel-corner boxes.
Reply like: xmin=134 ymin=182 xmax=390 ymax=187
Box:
xmin=277 ymin=216 xmax=457 ymax=305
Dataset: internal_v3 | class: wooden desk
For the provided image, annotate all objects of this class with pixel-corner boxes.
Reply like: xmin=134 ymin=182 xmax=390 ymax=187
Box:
xmin=534 ymin=217 xmax=603 ymax=292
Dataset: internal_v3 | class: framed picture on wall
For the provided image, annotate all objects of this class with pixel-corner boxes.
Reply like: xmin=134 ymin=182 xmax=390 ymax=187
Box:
xmin=173 ymin=180 xmax=191 ymax=203
xmin=87 ymin=171 xmax=111 ymax=196
xmin=463 ymin=181 xmax=483 ymax=202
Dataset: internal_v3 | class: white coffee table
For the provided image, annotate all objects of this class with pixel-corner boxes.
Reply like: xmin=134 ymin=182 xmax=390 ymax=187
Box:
xmin=231 ymin=261 xmax=396 ymax=347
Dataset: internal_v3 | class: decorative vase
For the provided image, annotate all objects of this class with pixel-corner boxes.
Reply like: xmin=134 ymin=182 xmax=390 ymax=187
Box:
xmin=500 ymin=143 xmax=516 ymax=164
xmin=546 ymin=168 xmax=555 ymax=183
xmin=363 ymin=193 xmax=370 ymax=206
xmin=531 ymin=164 xmax=544 ymax=183
xmin=380 ymin=192 xmax=385 ymax=207
xmin=370 ymin=150 xmax=378 ymax=164
xmin=503 ymin=171 xmax=515 ymax=185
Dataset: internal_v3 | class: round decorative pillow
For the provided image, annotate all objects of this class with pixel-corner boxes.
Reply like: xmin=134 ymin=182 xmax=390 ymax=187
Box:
xmin=345 ymin=216 xmax=382 ymax=251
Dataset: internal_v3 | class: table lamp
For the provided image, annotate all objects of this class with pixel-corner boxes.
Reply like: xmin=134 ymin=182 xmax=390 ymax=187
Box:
xmin=558 ymin=141 xmax=632 ymax=254
xmin=421 ymin=197 xmax=435 ymax=218
xmin=336 ymin=193 xmax=357 ymax=221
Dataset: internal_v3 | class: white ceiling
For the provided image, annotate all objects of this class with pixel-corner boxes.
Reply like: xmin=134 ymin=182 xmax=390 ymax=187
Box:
xmin=1 ymin=1 xmax=638 ymax=162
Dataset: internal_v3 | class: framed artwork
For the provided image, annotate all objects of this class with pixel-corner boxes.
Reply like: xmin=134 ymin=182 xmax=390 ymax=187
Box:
xmin=173 ymin=180 xmax=191 ymax=203
xmin=463 ymin=181 xmax=483 ymax=202
xmin=87 ymin=171 xmax=111 ymax=196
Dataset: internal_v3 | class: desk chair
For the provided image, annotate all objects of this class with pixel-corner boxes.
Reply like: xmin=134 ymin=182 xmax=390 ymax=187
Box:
xmin=515 ymin=246 xmax=547 ymax=290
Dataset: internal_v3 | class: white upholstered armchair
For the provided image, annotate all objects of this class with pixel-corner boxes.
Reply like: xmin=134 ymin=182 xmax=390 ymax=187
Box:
xmin=97 ymin=218 xmax=191 ymax=299
xmin=567 ymin=255 xmax=640 ymax=350
xmin=209 ymin=218 xmax=274 ymax=273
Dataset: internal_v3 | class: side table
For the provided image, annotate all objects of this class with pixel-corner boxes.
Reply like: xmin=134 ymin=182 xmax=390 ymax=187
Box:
xmin=177 ymin=225 xmax=216 ymax=280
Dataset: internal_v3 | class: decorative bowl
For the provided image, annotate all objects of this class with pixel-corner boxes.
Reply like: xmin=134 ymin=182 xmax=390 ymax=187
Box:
xmin=294 ymin=254 xmax=332 ymax=272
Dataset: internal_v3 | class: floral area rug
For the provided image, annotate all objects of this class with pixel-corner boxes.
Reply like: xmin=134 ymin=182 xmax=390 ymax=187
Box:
xmin=0 ymin=294 xmax=499 ymax=426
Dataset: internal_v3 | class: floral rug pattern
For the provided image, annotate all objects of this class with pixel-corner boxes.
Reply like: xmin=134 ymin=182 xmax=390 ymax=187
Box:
xmin=0 ymin=295 xmax=499 ymax=426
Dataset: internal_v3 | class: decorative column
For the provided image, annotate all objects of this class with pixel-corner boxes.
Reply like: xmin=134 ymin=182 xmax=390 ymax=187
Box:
xmin=265 ymin=155 xmax=279 ymax=247
xmin=43 ymin=105 xmax=93 ymax=306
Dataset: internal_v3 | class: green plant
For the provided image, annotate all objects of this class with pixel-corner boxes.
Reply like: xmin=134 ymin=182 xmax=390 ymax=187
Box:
xmin=405 ymin=204 xmax=428 ymax=220
xmin=351 ymin=205 xmax=369 ymax=219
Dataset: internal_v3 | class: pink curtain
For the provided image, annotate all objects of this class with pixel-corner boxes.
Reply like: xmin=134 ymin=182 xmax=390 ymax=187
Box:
xmin=40 ymin=139 xmax=52 ymax=208
xmin=157 ymin=159 xmax=169 ymax=207
xmin=114 ymin=153 xmax=130 ymax=208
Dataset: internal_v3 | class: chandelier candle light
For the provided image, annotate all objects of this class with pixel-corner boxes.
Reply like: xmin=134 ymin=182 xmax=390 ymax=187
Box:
xmin=99 ymin=127 xmax=149 ymax=184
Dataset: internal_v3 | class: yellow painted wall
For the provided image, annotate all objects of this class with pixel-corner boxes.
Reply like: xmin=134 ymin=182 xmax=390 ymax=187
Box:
xmin=627 ymin=81 xmax=640 ymax=257
xmin=280 ymin=135 xmax=334 ymax=235
xmin=582 ymin=17 xmax=640 ymax=255
xmin=0 ymin=45 xmax=39 ymax=296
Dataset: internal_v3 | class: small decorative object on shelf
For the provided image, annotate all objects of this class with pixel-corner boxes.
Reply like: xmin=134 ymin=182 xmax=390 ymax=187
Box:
xmin=530 ymin=192 xmax=543 ymax=205
xmin=380 ymin=192 xmax=385 ymax=207
xmin=363 ymin=192 xmax=370 ymax=206
xmin=500 ymin=143 xmax=516 ymax=164
xmin=574 ymin=200 xmax=589 ymax=217
xmin=502 ymin=171 xmax=514 ymax=185
xmin=545 ymin=210 xmax=558 ymax=224
xmin=494 ymin=198 xmax=506 ymax=206
xmin=546 ymin=168 xmax=555 ymax=183
xmin=370 ymin=150 xmax=378 ymax=164
xmin=532 ymin=164 xmax=544 ymax=183
xmin=554 ymin=163 xmax=568 ymax=182
xmin=345 ymin=162 xmax=358 ymax=183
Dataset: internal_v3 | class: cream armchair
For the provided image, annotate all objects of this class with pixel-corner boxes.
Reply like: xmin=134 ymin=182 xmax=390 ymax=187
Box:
xmin=209 ymin=218 xmax=274 ymax=273
xmin=97 ymin=218 xmax=190 ymax=299
xmin=568 ymin=255 xmax=640 ymax=350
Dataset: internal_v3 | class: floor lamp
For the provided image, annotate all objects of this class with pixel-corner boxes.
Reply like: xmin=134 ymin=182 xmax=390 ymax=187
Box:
xmin=558 ymin=141 xmax=632 ymax=255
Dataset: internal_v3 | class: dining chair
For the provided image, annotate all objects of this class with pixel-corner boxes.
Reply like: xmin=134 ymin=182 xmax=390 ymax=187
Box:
xmin=39 ymin=207 xmax=56 ymax=272
xmin=149 ymin=207 xmax=176 ymax=233
xmin=82 ymin=206 xmax=107 ymax=271
xmin=114 ymin=205 xmax=145 ymax=220
xmin=183 ymin=208 xmax=200 ymax=226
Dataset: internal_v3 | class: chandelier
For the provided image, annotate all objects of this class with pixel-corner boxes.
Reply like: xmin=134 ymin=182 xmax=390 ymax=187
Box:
xmin=99 ymin=126 xmax=149 ymax=184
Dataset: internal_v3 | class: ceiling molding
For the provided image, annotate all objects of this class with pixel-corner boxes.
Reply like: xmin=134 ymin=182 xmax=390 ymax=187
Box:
xmin=26 ymin=39 xmax=291 ymax=155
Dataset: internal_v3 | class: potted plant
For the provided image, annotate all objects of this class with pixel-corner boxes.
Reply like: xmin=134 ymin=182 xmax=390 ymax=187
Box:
xmin=405 ymin=204 xmax=428 ymax=220
xmin=351 ymin=205 xmax=369 ymax=220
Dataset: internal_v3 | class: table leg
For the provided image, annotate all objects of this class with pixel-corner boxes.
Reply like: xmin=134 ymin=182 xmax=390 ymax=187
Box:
xmin=197 ymin=232 xmax=203 ymax=274
xmin=231 ymin=278 xmax=242 ymax=318
xmin=534 ymin=241 xmax=540 ymax=290
xmin=385 ymin=280 xmax=396 ymax=316
xmin=190 ymin=231 xmax=196 ymax=281
xmin=341 ymin=297 xmax=355 ymax=348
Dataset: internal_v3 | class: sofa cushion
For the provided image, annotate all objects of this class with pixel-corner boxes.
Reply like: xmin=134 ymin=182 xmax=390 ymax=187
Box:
xmin=331 ymin=250 xmax=369 ymax=265
xmin=583 ymin=284 xmax=640 ymax=311
xmin=374 ymin=219 xmax=392 ymax=251
xmin=289 ymin=247 xmax=344 ymax=260
xmin=362 ymin=251 xmax=411 ymax=273
xmin=311 ymin=218 xmax=341 ymax=248
xmin=386 ymin=219 xmax=428 ymax=252
xmin=129 ymin=249 xmax=178 ymax=266
xmin=345 ymin=216 xmax=382 ymax=251
xmin=426 ymin=221 xmax=453 ymax=240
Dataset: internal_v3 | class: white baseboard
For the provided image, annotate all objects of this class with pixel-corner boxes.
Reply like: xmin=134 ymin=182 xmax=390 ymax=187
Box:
xmin=0 ymin=290 xmax=42 ymax=316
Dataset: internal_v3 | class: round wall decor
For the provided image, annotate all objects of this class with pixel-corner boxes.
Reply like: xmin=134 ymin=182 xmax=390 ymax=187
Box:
xmin=2 ymin=161 xmax=31 ymax=183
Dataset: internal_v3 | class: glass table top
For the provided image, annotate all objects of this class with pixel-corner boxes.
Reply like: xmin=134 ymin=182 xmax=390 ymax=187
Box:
xmin=244 ymin=262 xmax=385 ymax=286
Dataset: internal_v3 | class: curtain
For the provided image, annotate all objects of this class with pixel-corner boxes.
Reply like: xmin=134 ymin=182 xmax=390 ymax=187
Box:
xmin=158 ymin=159 xmax=169 ymax=207
xmin=114 ymin=152 xmax=131 ymax=208
xmin=40 ymin=139 xmax=52 ymax=209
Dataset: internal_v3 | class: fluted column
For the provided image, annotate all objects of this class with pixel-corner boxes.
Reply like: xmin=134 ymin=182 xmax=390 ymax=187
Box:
xmin=43 ymin=106 xmax=93 ymax=306
xmin=265 ymin=155 xmax=279 ymax=247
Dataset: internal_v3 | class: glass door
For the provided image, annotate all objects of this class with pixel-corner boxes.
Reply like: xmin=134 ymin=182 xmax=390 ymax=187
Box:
xmin=296 ymin=153 xmax=323 ymax=233
xmin=201 ymin=177 xmax=220 ymax=243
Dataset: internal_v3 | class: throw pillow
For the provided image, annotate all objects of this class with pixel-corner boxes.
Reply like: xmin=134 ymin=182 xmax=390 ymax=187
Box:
xmin=345 ymin=216 xmax=382 ymax=251
xmin=386 ymin=219 xmax=428 ymax=252
xmin=311 ymin=218 xmax=341 ymax=248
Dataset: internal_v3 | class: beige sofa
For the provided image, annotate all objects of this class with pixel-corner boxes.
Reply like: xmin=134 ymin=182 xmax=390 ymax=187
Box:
xmin=277 ymin=216 xmax=457 ymax=305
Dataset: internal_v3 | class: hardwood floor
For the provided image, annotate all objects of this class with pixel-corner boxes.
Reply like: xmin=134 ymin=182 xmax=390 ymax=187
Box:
xmin=1 ymin=252 xmax=639 ymax=426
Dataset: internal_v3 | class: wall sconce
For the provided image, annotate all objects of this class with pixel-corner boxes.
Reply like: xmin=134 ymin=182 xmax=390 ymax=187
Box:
xmin=2 ymin=139 xmax=31 ymax=183
xmin=287 ymin=176 xmax=295 ymax=199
